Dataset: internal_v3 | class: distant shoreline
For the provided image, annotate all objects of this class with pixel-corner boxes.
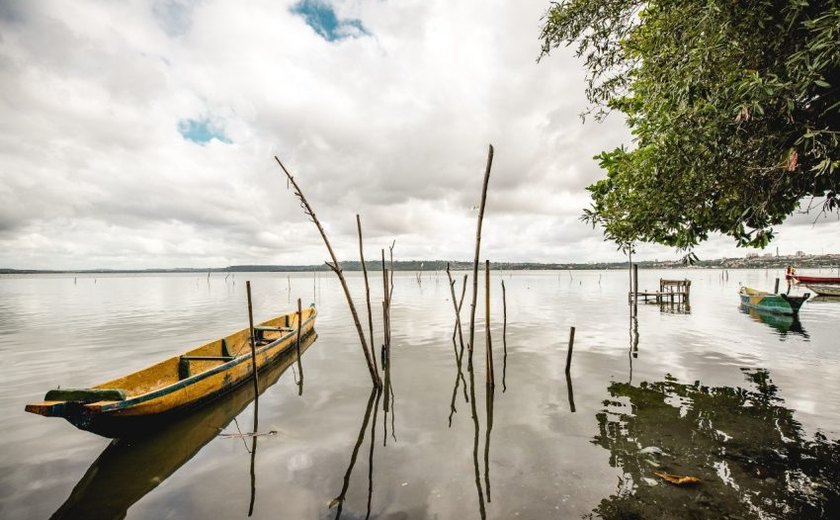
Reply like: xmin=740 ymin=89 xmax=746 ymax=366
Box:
xmin=3 ymin=253 xmax=839 ymax=275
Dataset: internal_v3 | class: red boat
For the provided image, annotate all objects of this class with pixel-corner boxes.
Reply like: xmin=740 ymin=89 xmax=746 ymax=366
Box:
xmin=790 ymin=274 xmax=840 ymax=297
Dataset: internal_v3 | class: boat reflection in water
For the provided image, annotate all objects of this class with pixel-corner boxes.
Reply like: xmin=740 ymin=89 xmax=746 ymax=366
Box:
xmin=810 ymin=295 xmax=840 ymax=304
xmin=50 ymin=333 xmax=317 ymax=520
xmin=592 ymin=369 xmax=840 ymax=519
xmin=739 ymin=304 xmax=808 ymax=337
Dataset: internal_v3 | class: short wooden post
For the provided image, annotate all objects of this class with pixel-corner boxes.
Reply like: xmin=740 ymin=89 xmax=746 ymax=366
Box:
xmin=774 ymin=277 xmax=780 ymax=294
xmin=246 ymin=281 xmax=260 ymax=399
xmin=565 ymin=326 xmax=576 ymax=374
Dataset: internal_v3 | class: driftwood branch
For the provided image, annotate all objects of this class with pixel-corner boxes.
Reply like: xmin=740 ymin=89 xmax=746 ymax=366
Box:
xmin=275 ymin=157 xmax=381 ymax=387
xmin=446 ymin=263 xmax=466 ymax=352
xmin=467 ymin=145 xmax=494 ymax=365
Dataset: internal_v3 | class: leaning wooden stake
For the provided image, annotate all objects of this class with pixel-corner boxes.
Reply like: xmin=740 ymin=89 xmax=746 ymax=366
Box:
xmin=467 ymin=144 xmax=495 ymax=364
xmin=245 ymin=281 xmax=260 ymax=400
xmin=565 ymin=326 xmax=576 ymax=374
xmin=357 ymin=214 xmax=379 ymax=376
xmin=485 ymin=260 xmax=494 ymax=387
xmin=275 ymin=157 xmax=381 ymax=387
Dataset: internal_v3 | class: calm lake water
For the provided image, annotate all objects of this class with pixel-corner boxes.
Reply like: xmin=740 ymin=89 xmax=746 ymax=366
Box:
xmin=1 ymin=269 xmax=838 ymax=519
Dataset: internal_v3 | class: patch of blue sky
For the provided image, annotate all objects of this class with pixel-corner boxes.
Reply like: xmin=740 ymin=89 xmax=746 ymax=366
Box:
xmin=290 ymin=0 xmax=369 ymax=41
xmin=177 ymin=119 xmax=231 ymax=145
xmin=153 ymin=0 xmax=194 ymax=38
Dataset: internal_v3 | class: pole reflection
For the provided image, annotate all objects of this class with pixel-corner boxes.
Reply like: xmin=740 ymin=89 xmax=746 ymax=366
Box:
xmin=330 ymin=387 xmax=379 ymax=519
xmin=466 ymin=360 xmax=487 ymax=519
xmin=330 ymin=355 xmax=397 ymax=518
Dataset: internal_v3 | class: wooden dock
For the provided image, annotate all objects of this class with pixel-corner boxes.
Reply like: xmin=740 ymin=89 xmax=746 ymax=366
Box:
xmin=630 ymin=278 xmax=691 ymax=305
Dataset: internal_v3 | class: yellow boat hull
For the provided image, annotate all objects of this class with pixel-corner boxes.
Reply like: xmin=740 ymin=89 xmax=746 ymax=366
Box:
xmin=25 ymin=304 xmax=317 ymax=437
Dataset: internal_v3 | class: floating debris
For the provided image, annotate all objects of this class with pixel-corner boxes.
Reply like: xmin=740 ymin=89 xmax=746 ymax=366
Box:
xmin=653 ymin=471 xmax=701 ymax=486
xmin=218 ymin=430 xmax=277 ymax=439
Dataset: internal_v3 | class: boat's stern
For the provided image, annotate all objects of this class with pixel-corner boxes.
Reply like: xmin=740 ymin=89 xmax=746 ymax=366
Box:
xmin=25 ymin=401 xmax=67 ymax=417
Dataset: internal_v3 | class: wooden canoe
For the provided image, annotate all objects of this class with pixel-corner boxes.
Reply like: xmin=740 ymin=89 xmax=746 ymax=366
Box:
xmin=738 ymin=287 xmax=809 ymax=316
xmin=50 ymin=331 xmax=317 ymax=519
xmin=25 ymin=304 xmax=317 ymax=437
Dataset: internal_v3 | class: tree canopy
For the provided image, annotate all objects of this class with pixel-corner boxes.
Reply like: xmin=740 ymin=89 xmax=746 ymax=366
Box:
xmin=540 ymin=0 xmax=840 ymax=250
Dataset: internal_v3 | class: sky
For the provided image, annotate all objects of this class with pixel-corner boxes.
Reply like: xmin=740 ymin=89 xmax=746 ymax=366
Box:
xmin=0 ymin=0 xmax=838 ymax=270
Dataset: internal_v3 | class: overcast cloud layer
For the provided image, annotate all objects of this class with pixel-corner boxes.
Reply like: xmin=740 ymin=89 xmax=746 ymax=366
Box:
xmin=0 ymin=0 xmax=837 ymax=270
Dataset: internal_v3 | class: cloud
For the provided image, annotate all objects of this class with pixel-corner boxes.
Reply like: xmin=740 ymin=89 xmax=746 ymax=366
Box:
xmin=0 ymin=0 xmax=837 ymax=270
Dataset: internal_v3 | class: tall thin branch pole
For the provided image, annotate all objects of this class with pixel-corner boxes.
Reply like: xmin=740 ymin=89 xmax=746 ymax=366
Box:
xmin=467 ymin=145 xmax=494 ymax=365
xmin=275 ymin=157 xmax=380 ymax=388
xmin=485 ymin=260 xmax=494 ymax=387
xmin=381 ymin=249 xmax=390 ymax=361
xmin=357 ymin=214 xmax=378 ymax=377
xmin=501 ymin=279 xmax=507 ymax=393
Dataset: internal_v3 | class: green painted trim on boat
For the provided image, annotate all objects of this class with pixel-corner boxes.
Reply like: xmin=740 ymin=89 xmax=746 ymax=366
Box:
xmin=45 ymin=388 xmax=127 ymax=403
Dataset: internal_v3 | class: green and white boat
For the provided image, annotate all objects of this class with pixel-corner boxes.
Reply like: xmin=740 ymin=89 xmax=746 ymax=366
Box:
xmin=739 ymin=287 xmax=809 ymax=316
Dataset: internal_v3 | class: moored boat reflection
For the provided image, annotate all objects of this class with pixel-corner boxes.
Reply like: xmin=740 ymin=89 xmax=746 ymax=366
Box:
xmin=740 ymin=304 xmax=809 ymax=337
xmin=50 ymin=333 xmax=317 ymax=520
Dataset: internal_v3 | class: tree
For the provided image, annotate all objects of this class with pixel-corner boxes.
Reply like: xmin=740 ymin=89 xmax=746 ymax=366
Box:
xmin=540 ymin=0 xmax=840 ymax=250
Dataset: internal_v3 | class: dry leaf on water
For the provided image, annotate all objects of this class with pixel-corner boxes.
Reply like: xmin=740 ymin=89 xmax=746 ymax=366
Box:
xmin=653 ymin=471 xmax=702 ymax=486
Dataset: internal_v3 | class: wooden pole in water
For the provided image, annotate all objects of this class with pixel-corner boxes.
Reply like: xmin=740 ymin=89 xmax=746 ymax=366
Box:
xmin=565 ymin=326 xmax=576 ymax=375
xmin=633 ymin=263 xmax=639 ymax=314
xmin=485 ymin=260 xmax=494 ymax=387
xmin=381 ymin=249 xmax=391 ymax=363
xmin=501 ymin=279 xmax=507 ymax=392
xmin=246 ymin=281 xmax=260 ymax=400
xmin=295 ymin=297 xmax=303 ymax=393
xmin=468 ymin=145 xmax=494 ymax=364
xmin=628 ymin=250 xmax=633 ymax=305
xmin=774 ymin=277 xmax=780 ymax=294
xmin=357 ymin=214 xmax=378 ymax=376
xmin=633 ymin=264 xmax=639 ymax=297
